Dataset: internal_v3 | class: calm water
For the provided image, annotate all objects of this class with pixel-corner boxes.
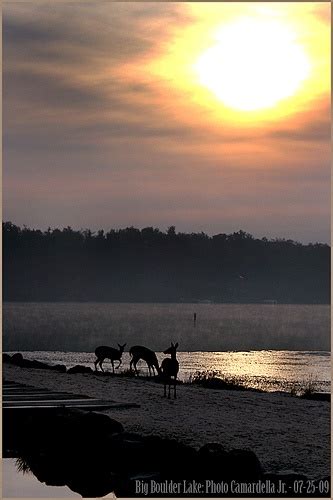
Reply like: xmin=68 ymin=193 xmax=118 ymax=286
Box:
xmin=2 ymin=459 xmax=80 ymax=498
xmin=3 ymin=302 xmax=330 ymax=393
xmin=3 ymin=302 xmax=330 ymax=351
xmin=2 ymin=458 xmax=116 ymax=498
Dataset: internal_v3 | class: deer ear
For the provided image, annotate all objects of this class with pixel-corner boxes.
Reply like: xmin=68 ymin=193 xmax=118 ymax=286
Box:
xmin=175 ymin=342 xmax=179 ymax=348
xmin=123 ymin=343 xmax=127 ymax=347
xmin=171 ymin=342 xmax=174 ymax=347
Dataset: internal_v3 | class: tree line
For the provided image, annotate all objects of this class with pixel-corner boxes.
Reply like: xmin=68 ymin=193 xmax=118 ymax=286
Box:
xmin=3 ymin=222 xmax=330 ymax=303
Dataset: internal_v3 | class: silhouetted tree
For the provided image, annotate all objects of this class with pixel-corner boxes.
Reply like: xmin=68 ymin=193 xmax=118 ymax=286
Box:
xmin=2 ymin=222 xmax=330 ymax=303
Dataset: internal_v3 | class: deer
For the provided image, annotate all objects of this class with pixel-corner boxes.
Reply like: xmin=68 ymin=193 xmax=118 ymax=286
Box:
xmin=94 ymin=343 xmax=126 ymax=373
xmin=161 ymin=342 xmax=179 ymax=399
xmin=129 ymin=345 xmax=161 ymax=377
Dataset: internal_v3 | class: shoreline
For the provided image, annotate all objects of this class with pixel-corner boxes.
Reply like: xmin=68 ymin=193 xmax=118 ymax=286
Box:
xmin=4 ymin=350 xmax=331 ymax=396
xmin=3 ymin=362 xmax=330 ymax=480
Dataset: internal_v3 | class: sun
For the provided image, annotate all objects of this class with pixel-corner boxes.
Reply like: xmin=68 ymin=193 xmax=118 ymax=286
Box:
xmin=194 ymin=17 xmax=311 ymax=112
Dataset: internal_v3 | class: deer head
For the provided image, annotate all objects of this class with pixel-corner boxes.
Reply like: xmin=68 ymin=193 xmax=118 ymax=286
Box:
xmin=163 ymin=342 xmax=179 ymax=355
xmin=118 ymin=343 xmax=126 ymax=353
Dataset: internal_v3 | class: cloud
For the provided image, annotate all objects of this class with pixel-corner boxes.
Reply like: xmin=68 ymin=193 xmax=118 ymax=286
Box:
xmin=4 ymin=2 xmax=330 ymax=150
xmin=2 ymin=2 xmax=331 ymax=243
xmin=3 ymin=2 xmax=199 ymax=152
xmin=3 ymin=2 xmax=193 ymax=64
xmin=4 ymin=68 xmax=106 ymax=109
xmin=268 ymin=119 xmax=330 ymax=142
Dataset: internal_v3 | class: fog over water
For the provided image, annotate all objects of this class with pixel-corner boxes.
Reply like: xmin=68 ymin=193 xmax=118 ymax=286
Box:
xmin=3 ymin=302 xmax=330 ymax=352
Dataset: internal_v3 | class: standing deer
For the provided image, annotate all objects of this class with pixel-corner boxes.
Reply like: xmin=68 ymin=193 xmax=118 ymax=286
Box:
xmin=129 ymin=345 xmax=161 ymax=377
xmin=161 ymin=342 xmax=179 ymax=399
xmin=94 ymin=343 xmax=126 ymax=373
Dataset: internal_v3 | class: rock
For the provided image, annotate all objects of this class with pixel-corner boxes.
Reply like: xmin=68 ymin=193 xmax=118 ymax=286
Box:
xmin=104 ymin=434 xmax=197 ymax=478
xmin=301 ymin=392 xmax=330 ymax=402
xmin=81 ymin=411 xmax=124 ymax=436
xmin=265 ymin=472 xmax=308 ymax=480
xmin=196 ymin=442 xmax=229 ymax=479
xmin=317 ymin=475 xmax=330 ymax=483
xmin=263 ymin=472 xmax=309 ymax=491
xmin=116 ymin=473 xmax=161 ymax=498
xmin=67 ymin=365 xmax=93 ymax=374
xmin=3 ymin=353 xmax=12 ymax=363
xmin=115 ymin=431 xmax=144 ymax=442
xmin=17 ymin=408 xmax=124 ymax=459
xmin=314 ymin=476 xmax=331 ymax=496
xmin=106 ymin=433 xmax=146 ymax=473
xmin=15 ymin=447 xmax=119 ymax=498
xmin=25 ymin=359 xmax=51 ymax=369
xmin=227 ymin=449 xmax=263 ymax=479
xmin=142 ymin=436 xmax=197 ymax=478
xmin=4 ymin=352 xmax=65 ymax=371
xmin=10 ymin=358 xmax=51 ymax=370
xmin=67 ymin=470 xmax=118 ymax=498
xmin=50 ymin=364 xmax=67 ymax=373
xmin=198 ymin=442 xmax=227 ymax=457
xmin=5 ymin=404 xmax=270 ymax=498
xmin=24 ymin=454 xmax=69 ymax=486
xmin=10 ymin=352 xmax=24 ymax=366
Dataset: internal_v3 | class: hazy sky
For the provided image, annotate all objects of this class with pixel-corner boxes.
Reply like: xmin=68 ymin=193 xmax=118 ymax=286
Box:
xmin=3 ymin=2 xmax=331 ymax=243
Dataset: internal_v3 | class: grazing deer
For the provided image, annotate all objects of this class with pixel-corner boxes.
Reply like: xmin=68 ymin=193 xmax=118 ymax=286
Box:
xmin=94 ymin=343 xmax=126 ymax=373
xmin=161 ymin=342 xmax=179 ymax=399
xmin=129 ymin=345 xmax=161 ymax=377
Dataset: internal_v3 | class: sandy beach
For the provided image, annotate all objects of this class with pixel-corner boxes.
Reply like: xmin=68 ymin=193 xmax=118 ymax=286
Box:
xmin=3 ymin=363 xmax=330 ymax=481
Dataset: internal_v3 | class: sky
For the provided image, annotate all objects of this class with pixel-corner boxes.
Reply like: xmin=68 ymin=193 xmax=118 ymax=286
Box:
xmin=3 ymin=2 xmax=331 ymax=243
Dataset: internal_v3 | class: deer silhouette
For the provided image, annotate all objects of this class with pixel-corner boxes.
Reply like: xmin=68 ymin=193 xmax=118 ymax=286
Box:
xmin=161 ymin=342 xmax=179 ymax=399
xmin=94 ymin=343 xmax=126 ymax=373
xmin=129 ymin=345 xmax=161 ymax=377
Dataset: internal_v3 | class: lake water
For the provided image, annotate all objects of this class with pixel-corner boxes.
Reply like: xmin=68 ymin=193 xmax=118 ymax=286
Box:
xmin=6 ymin=349 xmax=330 ymax=394
xmin=2 ymin=459 xmax=80 ymax=498
xmin=3 ymin=302 xmax=330 ymax=394
xmin=2 ymin=458 xmax=116 ymax=498
xmin=3 ymin=302 xmax=330 ymax=351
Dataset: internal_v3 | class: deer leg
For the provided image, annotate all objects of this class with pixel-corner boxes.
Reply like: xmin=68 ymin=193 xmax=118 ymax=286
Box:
xmin=94 ymin=358 xmax=99 ymax=371
xmin=174 ymin=377 xmax=177 ymax=399
xmin=99 ymin=360 xmax=104 ymax=372
xmin=168 ymin=382 xmax=171 ymax=399
xmin=117 ymin=359 xmax=122 ymax=369
xmin=164 ymin=382 xmax=167 ymax=397
xmin=130 ymin=358 xmax=138 ymax=375
xmin=111 ymin=360 xmax=115 ymax=374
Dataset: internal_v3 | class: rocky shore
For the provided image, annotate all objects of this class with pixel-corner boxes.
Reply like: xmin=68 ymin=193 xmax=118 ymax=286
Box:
xmin=3 ymin=353 xmax=331 ymax=497
xmin=4 ymin=402 xmax=330 ymax=498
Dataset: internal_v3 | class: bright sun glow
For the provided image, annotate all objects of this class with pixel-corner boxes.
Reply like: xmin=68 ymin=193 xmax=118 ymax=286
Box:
xmin=195 ymin=18 xmax=311 ymax=111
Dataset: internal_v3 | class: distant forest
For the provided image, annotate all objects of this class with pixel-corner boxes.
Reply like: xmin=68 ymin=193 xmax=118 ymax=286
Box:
xmin=3 ymin=222 xmax=330 ymax=304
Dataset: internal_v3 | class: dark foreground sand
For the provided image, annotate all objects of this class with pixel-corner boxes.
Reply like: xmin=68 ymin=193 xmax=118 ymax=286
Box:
xmin=3 ymin=363 xmax=330 ymax=479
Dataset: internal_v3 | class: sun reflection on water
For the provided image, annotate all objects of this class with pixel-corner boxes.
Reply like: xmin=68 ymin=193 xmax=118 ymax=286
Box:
xmin=175 ymin=350 xmax=330 ymax=393
xmin=13 ymin=350 xmax=330 ymax=394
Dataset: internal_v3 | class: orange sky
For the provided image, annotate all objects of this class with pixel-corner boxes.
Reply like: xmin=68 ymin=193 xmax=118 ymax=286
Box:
xmin=3 ymin=2 xmax=331 ymax=242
